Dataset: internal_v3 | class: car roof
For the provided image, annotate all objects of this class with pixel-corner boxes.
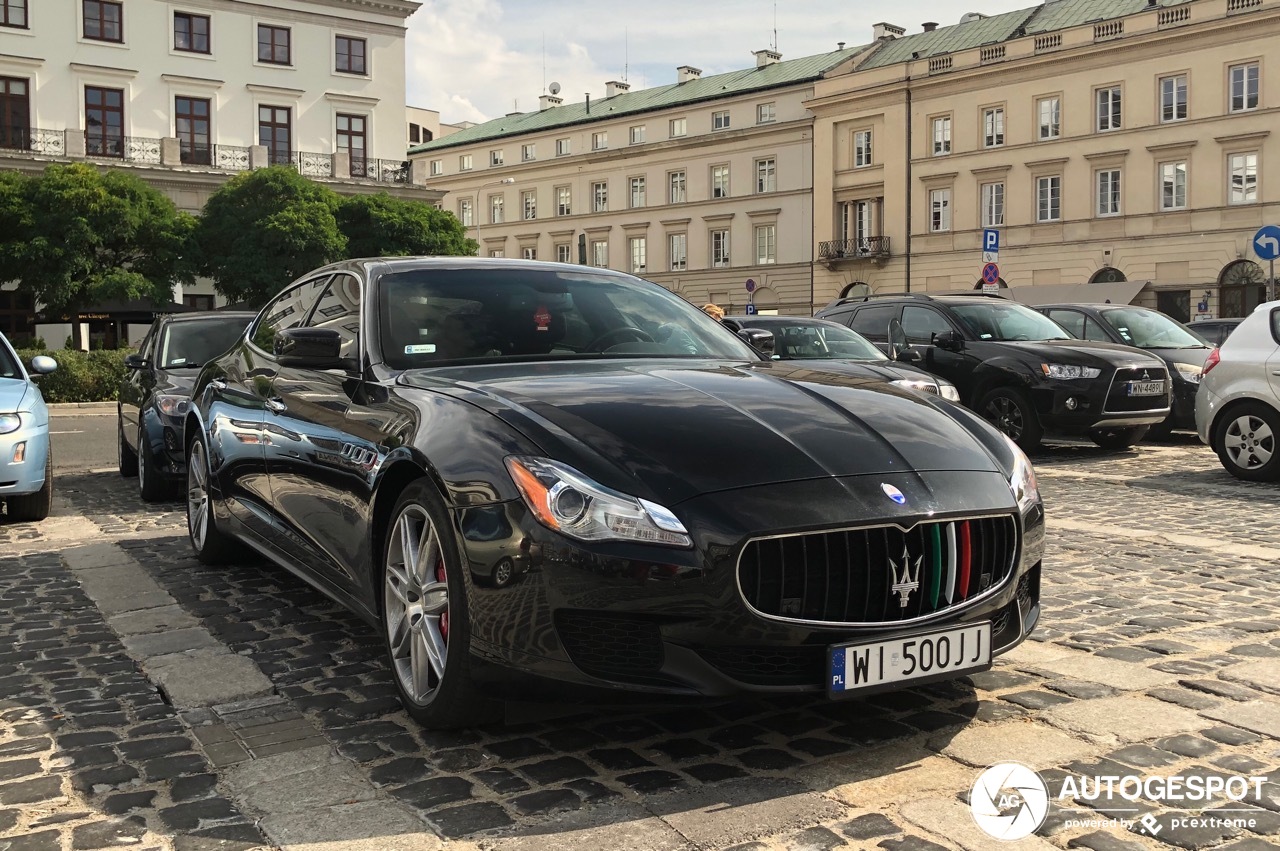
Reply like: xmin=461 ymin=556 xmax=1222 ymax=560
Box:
xmin=725 ymin=315 xmax=843 ymax=326
xmin=1036 ymin=303 xmax=1154 ymax=311
xmin=162 ymin=311 xmax=258 ymax=322
xmin=307 ymin=256 xmax=640 ymax=280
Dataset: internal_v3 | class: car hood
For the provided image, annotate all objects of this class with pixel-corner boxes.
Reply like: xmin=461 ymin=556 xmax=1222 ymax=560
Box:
xmin=1137 ymin=346 xmax=1212 ymax=369
xmin=0 ymin=378 xmax=30 ymax=413
xmin=399 ymin=359 xmax=1006 ymax=506
xmin=153 ymin=369 xmax=198 ymax=398
xmin=998 ymin=339 xmax=1166 ymax=367
xmin=772 ymin=358 xmax=939 ymax=383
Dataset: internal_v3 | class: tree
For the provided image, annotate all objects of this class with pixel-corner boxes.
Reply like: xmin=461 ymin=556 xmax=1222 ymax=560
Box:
xmin=0 ymin=163 xmax=195 ymax=314
xmin=336 ymin=193 xmax=477 ymax=259
xmin=194 ymin=166 xmax=346 ymax=306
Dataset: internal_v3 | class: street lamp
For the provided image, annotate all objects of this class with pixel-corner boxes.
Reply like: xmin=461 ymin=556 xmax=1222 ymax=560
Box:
xmin=473 ymin=177 xmax=515 ymax=255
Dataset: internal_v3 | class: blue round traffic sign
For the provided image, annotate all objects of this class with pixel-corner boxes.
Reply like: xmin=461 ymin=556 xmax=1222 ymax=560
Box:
xmin=1254 ymin=225 xmax=1280 ymax=262
xmin=745 ymin=279 xmax=757 ymax=293
xmin=981 ymin=263 xmax=1000 ymax=285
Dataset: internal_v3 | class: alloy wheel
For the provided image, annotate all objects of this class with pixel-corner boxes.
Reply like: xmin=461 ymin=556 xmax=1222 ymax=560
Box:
xmin=384 ymin=504 xmax=450 ymax=704
xmin=985 ymin=396 xmax=1024 ymax=440
xmin=1224 ymin=414 xmax=1274 ymax=470
xmin=187 ymin=440 xmax=209 ymax=550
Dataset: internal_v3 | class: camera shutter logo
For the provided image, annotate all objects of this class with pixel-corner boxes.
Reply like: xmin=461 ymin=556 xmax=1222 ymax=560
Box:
xmin=970 ymin=763 xmax=1050 ymax=840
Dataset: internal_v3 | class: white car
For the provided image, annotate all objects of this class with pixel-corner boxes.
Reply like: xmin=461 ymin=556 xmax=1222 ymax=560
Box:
xmin=1196 ymin=301 xmax=1280 ymax=480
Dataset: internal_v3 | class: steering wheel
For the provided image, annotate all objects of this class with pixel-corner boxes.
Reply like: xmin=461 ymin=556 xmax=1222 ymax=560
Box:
xmin=585 ymin=326 xmax=655 ymax=351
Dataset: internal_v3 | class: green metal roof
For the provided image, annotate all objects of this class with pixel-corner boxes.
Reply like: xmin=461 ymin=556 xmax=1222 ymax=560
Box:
xmin=1027 ymin=0 xmax=1190 ymax=33
xmin=860 ymin=8 xmax=1040 ymax=68
xmin=409 ymin=45 xmax=868 ymax=154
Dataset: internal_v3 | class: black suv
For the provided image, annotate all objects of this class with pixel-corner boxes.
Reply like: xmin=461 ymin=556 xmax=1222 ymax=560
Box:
xmin=816 ymin=294 xmax=1171 ymax=450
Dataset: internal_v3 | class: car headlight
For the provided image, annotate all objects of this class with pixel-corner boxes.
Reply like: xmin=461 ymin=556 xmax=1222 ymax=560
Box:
xmin=0 ymin=413 xmax=20 ymax=435
xmin=938 ymin=381 xmax=961 ymax=403
xmin=1175 ymin=365 xmax=1202 ymax=384
xmin=891 ymin=378 xmax=940 ymax=396
xmin=1002 ymin=433 xmax=1040 ymax=514
xmin=155 ymin=395 xmax=191 ymax=418
xmin=1041 ymin=363 xmax=1101 ymax=380
xmin=505 ymin=456 xmax=692 ymax=547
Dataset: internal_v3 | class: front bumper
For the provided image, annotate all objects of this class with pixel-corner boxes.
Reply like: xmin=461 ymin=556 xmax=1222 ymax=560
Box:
xmin=1031 ymin=372 xmax=1171 ymax=433
xmin=0 ymin=422 xmax=50 ymax=497
xmin=457 ymin=470 xmax=1044 ymax=700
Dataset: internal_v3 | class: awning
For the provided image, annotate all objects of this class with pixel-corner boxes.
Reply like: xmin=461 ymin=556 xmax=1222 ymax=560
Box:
xmin=1007 ymin=282 xmax=1147 ymax=306
xmin=35 ymin=299 xmax=191 ymax=324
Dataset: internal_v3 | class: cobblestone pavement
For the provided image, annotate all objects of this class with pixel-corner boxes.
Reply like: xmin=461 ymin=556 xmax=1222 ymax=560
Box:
xmin=1 ymin=439 xmax=1278 ymax=851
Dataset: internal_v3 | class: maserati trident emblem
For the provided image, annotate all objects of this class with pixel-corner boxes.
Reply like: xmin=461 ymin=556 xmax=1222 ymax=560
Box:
xmin=881 ymin=483 xmax=907 ymax=505
xmin=889 ymin=544 xmax=922 ymax=608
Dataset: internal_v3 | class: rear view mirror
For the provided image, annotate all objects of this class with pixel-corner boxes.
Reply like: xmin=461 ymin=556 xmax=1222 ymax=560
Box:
xmin=123 ymin=354 xmax=149 ymax=370
xmin=28 ymin=355 xmax=57 ymax=375
xmin=275 ymin=328 xmax=343 ymax=368
xmin=934 ymin=330 xmax=965 ymax=352
xmin=737 ymin=327 xmax=775 ymax=356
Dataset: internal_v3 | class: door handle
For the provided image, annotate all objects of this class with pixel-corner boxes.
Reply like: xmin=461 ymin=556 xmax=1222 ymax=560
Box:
xmin=265 ymin=398 xmax=287 ymax=414
xmin=208 ymin=378 xmax=227 ymax=391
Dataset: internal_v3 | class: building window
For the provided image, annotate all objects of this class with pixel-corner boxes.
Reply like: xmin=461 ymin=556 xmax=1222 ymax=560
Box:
xmin=1095 ymin=169 xmax=1121 ymax=217
xmin=1038 ymin=97 xmax=1060 ymax=140
xmin=931 ymin=116 xmax=951 ymax=156
xmin=86 ymin=86 xmax=125 ymax=157
xmin=629 ymin=176 xmax=646 ymax=208
xmin=556 ymin=138 xmax=570 ymax=156
xmin=490 ymin=194 xmax=504 ymax=224
xmin=522 ymin=190 xmax=536 ymax=220
xmin=1096 ymin=86 xmax=1121 ymax=131
xmin=257 ymin=105 xmax=292 ymax=165
xmin=556 ymin=244 xmax=571 ymax=263
xmin=712 ymin=110 xmax=730 ymax=131
xmin=429 ymin=159 xmax=442 ymax=176
xmin=755 ymin=158 xmax=776 ymax=194
xmin=1160 ymin=74 xmax=1188 ymax=122
xmin=669 ymin=171 xmax=686 ymax=204
xmin=711 ymin=165 xmax=729 ymax=199
xmin=83 ymin=0 xmax=123 ymax=42
xmin=592 ymin=131 xmax=607 ymax=150
xmin=711 ymin=229 xmax=730 ymax=267
xmin=757 ymin=102 xmax=776 ymax=123
xmin=257 ymin=24 xmax=290 ymax=64
xmin=592 ymin=181 xmax=608 ymax=213
xmin=854 ymin=130 xmax=872 ymax=168
xmin=460 ymin=154 xmax=472 ymax=171
xmin=669 ymin=233 xmax=687 ymax=271
xmin=591 ymin=240 xmax=608 ymax=268
xmin=842 ymin=200 xmax=877 ymax=244
xmin=1229 ymin=152 xmax=1258 ymax=205
xmin=983 ymin=107 xmax=1005 ymax=148
xmin=336 ymin=113 xmax=366 ymax=177
xmin=490 ymin=149 xmax=503 ymax=166
xmin=1036 ymin=175 xmax=1062 ymax=222
xmin=556 ymin=185 xmax=571 ymax=216
xmin=1160 ymin=161 xmax=1187 ymax=210
xmin=458 ymin=198 xmax=472 ymax=226
xmin=929 ymin=188 xmax=951 ymax=232
xmin=489 ymin=250 xmax=504 ymax=258
xmin=174 ymin=12 xmax=210 ymax=53
xmin=409 ymin=123 xmax=421 ymax=144
xmin=335 ymin=35 xmax=367 ymax=74
xmin=755 ymin=225 xmax=776 ymax=265
xmin=0 ymin=78 xmax=30 ymax=151
xmin=183 ymin=294 xmax=215 ymax=311
xmin=521 ymin=143 xmax=535 ymax=161
xmin=1230 ymin=63 xmax=1260 ymax=112
xmin=1 ymin=0 xmax=27 ymax=29
xmin=670 ymin=117 xmax=686 ymax=138
xmin=174 ymin=96 xmax=211 ymax=165
xmin=629 ymin=237 xmax=646 ymax=273
xmin=981 ymin=182 xmax=1004 ymax=228
xmin=521 ymin=247 xmax=537 ymax=261
xmin=629 ymin=125 xmax=645 ymax=144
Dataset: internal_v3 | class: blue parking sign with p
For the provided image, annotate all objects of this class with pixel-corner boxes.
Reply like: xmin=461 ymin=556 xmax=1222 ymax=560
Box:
xmin=745 ymin=303 xmax=758 ymax=316
xmin=983 ymin=229 xmax=1000 ymax=252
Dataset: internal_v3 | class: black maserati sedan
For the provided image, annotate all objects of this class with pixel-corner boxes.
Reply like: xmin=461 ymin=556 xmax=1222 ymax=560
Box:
xmin=118 ymin=311 xmax=256 ymax=500
xmin=184 ymin=258 xmax=1044 ymax=728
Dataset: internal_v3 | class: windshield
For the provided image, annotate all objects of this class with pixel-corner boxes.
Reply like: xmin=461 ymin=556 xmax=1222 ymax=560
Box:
xmin=377 ymin=267 xmax=758 ymax=369
xmin=158 ymin=317 xmax=253 ymax=369
xmin=0 ymin=335 xmax=19 ymax=380
xmin=759 ymin=321 xmax=887 ymax=361
xmin=1101 ymin=308 xmax=1207 ymax=349
xmin=950 ymin=302 xmax=1072 ymax=342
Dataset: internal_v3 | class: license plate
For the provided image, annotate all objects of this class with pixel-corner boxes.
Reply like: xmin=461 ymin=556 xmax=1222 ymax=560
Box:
xmin=1127 ymin=380 xmax=1165 ymax=397
xmin=828 ymin=622 xmax=991 ymax=695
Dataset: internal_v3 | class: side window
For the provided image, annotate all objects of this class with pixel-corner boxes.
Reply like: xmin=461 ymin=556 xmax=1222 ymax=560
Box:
xmin=251 ymin=276 xmax=330 ymax=352
xmin=1082 ymin=317 xmax=1112 ymax=343
xmin=848 ymin=305 xmax=898 ymax=341
xmin=1047 ymin=309 xmax=1085 ymax=338
xmin=901 ymin=306 xmax=953 ymax=343
xmin=138 ymin=328 xmax=157 ymax=360
xmin=306 ymin=273 xmax=362 ymax=362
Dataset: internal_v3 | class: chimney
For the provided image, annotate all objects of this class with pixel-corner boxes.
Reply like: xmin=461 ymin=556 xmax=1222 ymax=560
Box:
xmin=677 ymin=65 xmax=702 ymax=84
xmin=539 ymin=94 xmax=562 ymax=111
xmin=753 ymin=48 xmax=782 ymax=68
xmin=922 ymin=21 xmax=938 ymax=32
xmin=872 ymin=22 xmax=905 ymax=40
xmin=606 ymin=80 xmax=630 ymax=98
xmin=837 ymin=41 xmax=846 ymax=50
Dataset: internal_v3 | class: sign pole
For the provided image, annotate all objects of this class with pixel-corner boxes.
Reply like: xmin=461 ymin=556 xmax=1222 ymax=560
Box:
xmin=1271 ymin=259 xmax=1276 ymax=304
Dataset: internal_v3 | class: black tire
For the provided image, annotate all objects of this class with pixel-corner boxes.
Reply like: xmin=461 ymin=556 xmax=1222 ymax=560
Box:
xmin=118 ymin=415 xmax=138 ymax=477
xmin=8 ymin=452 xmax=52 ymax=522
xmin=1145 ymin=418 xmax=1175 ymax=442
xmin=137 ymin=426 xmax=169 ymax=503
xmin=185 ymin=432 xmax=239 ymax=564
xmin=977 ymin=387 xmax=1044 ymax=452
xmin=1089 ymin=426 xmax=1150 ymax=450
xmin=380 ymin=479 xmax=501 ymax=729
xmin=1213 ymin=403 xmax=1280 ymax=482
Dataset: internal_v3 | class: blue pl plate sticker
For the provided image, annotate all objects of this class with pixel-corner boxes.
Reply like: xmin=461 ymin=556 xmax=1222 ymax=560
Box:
xmin=404 ymin=344 xmax=437 ymax=354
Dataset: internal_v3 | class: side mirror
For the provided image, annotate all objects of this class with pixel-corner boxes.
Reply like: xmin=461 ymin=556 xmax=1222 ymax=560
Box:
xmin=28 ymin=355 xmax=57 ymax=375
xmin=275 ymin=328 xmax=342 ymax=368
xmin=737 ymin=327 xmax=775 ymax=356
xmin=123 ymin=353 xmax=149 ymax=370
xmin=934 ymin=330 xmax=965 ymax=352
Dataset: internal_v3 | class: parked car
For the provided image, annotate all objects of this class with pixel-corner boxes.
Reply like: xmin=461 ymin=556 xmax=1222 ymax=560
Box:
xmin=0 ymin=332 xmax=57 ymax=521
xmin=1188 ymin=318 xmax=1243 ymax=348
xmin=816 ymin=293 xmax=1171 ymax=451
xmin=185 ymin=258 xmax=1043 ymax=728
xmin=118 ymin=311 xmax=256 ymax=500
xmin=726 ymin=315 xmax=962 ymax=401
xmin=1196 ymin=302 xmax=1280 ymax=480
xmin=1034 ymin=303 xmax=1211 ymax=438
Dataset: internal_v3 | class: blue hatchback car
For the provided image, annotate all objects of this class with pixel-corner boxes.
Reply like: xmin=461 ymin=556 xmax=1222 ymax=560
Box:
xmin=0 ymin=332 xmax=56 ymax=522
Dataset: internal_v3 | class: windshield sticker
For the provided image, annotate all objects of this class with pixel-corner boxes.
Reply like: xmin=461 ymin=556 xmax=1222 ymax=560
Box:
xmin=404 ymin=344 xmax=437 ymax=354
xmin=534 ymin=305 xmax=551 ymax=332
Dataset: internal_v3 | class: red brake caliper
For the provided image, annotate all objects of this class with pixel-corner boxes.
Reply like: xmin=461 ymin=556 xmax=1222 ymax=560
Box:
xmin=436 ymin=559 xmax=448 ymax=642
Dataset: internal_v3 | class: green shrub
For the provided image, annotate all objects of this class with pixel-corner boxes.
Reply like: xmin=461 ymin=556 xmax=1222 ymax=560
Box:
xmin=15 ymin=348 xmax=127 ymax=403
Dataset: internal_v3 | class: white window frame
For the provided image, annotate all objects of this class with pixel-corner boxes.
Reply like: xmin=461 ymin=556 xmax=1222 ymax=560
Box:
xmin=712 ymin=110 xmax=730 ymax=131
xmin=1160 ymin=74 xmax=1188 ymax=123
xmin=982 ymin=106 xmax=1005 ymax=148
xmin=556 ymin=185 xmax=571 ymax=216
xmin=854 ymin=130 xmax=872 ymax=168
xmin=669 ymin=233 xmax=687 ymax=271
xmin=629 ymin=125 xmax=645 ymax=144
xmin=489 ymin=249 xmax=504 ymax=258
xmin=669 ymin=117 xmax=686 ymax=138
xmin=556 ymin=137 xmax=570 ymax=156
xmin=669 ymin=170 xmax=686 ymax=204
xmin=521 ymin=189 xmax=536 ymax=221
xmin=458 ymin=197 xmax=473 ymax=227
xmin=1229 ymin=152 xmax=1259 ymax=205
xmin=1230 ymin=62 xmax=1260 ymax=113
xmin=459 ymin=154 xmax=472 ymax=171
xmin=711 ymin=164 xmax=729 ymax=199
xmin=981 ymin=182 xmax=1004 ymax=228
xmin=1160 ymin=161 xmax=1187 ymax=210
xmin=489 ymin=193 xmax=504 ymax=224
xmin=592 ymin=180 xmax=608 ymax=213
xmin=592 ymin=131 xmax=608 ymax=150
xmin=521 ymin=246 xmax=536 ymax=261
xmin=429 ymin=159 xmax=442 ymax=176
xmin=757 ymin=102 xmax=776 ymax=124
xmin=711 ymin=229 xmax=730 ymax=267
xmin=556 ymin=243 xmax=571 ymax=263
xmin=490 ymin=149 xmax=504 ymax=166
xmin=931 ymin=115 xmax=951 ymax=156
xmin=929 ymin=188 xmax=951 ymax=232
xmin=629 ymin=175 xmax=646 ymax=209
xmin=591 ymin=240 xmax=608 ymax=268
xmin=1095 ymin=168 xmax=1121 ymax=217
xmin=521 ymin=143 xmax=535 ymax=161
xmin=1037 ymin=97 xmax=1061 ymax=141
xmin=1096 ymin=86 xmax=1122 ymax=132
xmin=754 ymin=224 xmax=776 ymax=265
xmin=1036 ymin=175 xmax=1062 ymax=222
xmin=629 ymin=236 xmax=646 ymax=273
xmin=755 ymin=157 xmax=776 ymax=194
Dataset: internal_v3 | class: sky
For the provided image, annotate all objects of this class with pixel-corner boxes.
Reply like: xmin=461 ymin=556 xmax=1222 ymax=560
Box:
xmin=405 ymin=0 xmax=1037 ymax=125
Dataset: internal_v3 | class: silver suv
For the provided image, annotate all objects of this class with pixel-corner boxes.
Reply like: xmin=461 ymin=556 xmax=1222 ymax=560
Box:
xmin=1196 ymin=303 xmax=1280 ymax=480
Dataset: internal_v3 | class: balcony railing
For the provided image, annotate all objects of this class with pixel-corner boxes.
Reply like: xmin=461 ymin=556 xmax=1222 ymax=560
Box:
xmin=85 ymin=134 xmax=163 ymax=164
xmin=213 ymin=145 xmax=251 ymax=171
xmin=0 ymin=128 xmax=67 ymax=157
xmin=352 ymin=157 xmax=410 ymax=184
xmin=819 ymin=237 xmax=891 ymax=261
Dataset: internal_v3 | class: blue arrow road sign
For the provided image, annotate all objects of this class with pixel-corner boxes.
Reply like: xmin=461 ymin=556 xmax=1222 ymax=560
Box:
xmin=1255 ymin=225 xmax=1280 ymax=261
xmin=983 ymin=229 xmax=1000 ymax=253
